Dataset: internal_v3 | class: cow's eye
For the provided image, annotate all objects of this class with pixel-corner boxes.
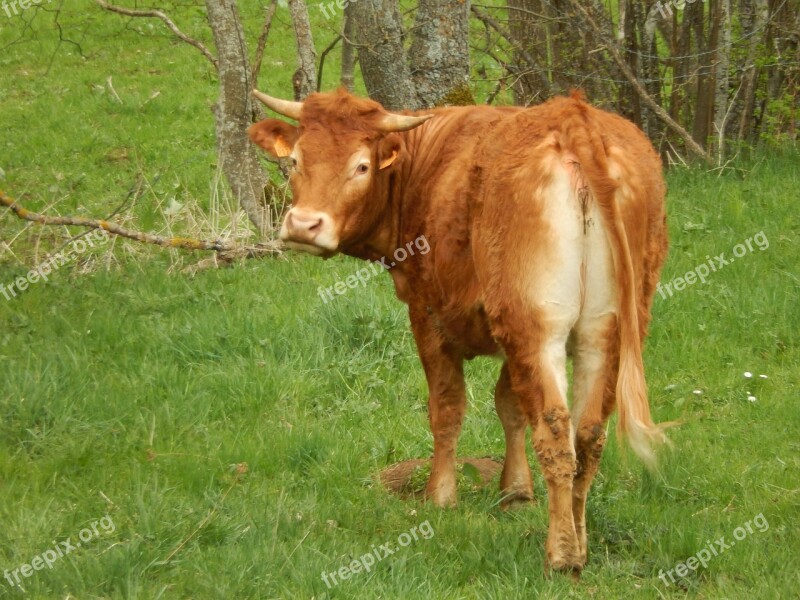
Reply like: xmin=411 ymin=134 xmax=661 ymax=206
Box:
xmin=356 ymin=163 xmax=369 ymax=175
xmin=290 ymin=157 xmax=298 ymax=169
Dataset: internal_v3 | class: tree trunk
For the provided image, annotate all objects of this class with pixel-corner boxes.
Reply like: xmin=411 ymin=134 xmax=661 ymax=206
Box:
xmin=341 ymin=4 xmax=356 ymax=91
xmin=350 ymin=0 xmax=416 ymax=110
xmin=288 ymin=0 xmax=317 ymax=99
xmin=690 ymin=0 xmax=713 ymax=148
xmin=408 ymin=0 xmax=472 ymax=107
xmin=617 ymin=0 xmax=641 ymax=125
xmin=670 ymin=5 xmax=692 ymax=129
xmin=737 ymin=0 xmax=769 ymax=141
xmin=641 ymin=0 xmax=663 ymax=138
xmin=754 ymin=0 xmax=799 ymax=142
xmin=205 ymin=0 xmax=270 ymax=234
xmin=713 ymin=0 xmax=731 ymax=159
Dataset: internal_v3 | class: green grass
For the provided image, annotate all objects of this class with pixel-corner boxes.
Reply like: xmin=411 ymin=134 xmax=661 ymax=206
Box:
xmin=1 ymin=3 xmax=799 ymax=599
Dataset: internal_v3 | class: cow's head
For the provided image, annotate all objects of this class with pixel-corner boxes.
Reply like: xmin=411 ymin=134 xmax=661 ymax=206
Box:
xmin=248 ymin=89 xmax=432 ymax=257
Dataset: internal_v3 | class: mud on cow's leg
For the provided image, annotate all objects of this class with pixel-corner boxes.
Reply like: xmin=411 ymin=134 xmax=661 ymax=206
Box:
xmin=572 ymin=421 xmax=606 ymax=565
xmin=532 ymin=402 xmax=580 ymax=574
xmin=570 ymin=314 xmax=618 ymax=566
xmin=502 ymin=318 xmax=582 ymax=575
xmin=409 ymin=308 xmax=466 ymax=508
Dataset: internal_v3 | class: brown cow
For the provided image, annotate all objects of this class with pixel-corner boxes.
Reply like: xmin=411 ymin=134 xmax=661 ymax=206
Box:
xmin=248 ymin=88 xmax=669 ymax=573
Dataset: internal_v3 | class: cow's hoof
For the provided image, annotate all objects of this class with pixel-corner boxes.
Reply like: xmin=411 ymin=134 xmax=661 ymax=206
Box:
xmin=426 ymin=481 xmax=458 ymax=508
xmin=576 ymin=548 xmax=587 ymax=569
xmin=499 ymin=489 xmax=536 ymax=509
xmin=544 ymin=556 xmax=583 ymax=581
xmin=544 ymin=539 xmax=584 ymax=579
xmin=427 ymin=494 xmax=457 ymax=508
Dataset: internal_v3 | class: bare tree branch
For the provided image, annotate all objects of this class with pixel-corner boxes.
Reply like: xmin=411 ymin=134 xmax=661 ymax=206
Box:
xmin=317 ymin=35 xmax=342 ymax=92
xmin=251 ymin=0 xmax=278 ymax=85
xmin=470 ymin=6 xmax=551 ymax=99
xmin=95 ymin=0 xmax=218 ymax=69
xmin=565 ymin=0 xmax=715 ymax=165
xmin=1 ymin=191 xmax=282 ymax=261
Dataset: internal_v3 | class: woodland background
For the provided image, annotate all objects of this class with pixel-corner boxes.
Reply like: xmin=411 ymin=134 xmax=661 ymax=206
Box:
xmin=0 ymin=2 xmax=797 ymax=599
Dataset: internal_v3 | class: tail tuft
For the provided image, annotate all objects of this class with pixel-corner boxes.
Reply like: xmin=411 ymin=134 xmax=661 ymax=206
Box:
xmin=616 ymin=345 xmax=673 ymax=469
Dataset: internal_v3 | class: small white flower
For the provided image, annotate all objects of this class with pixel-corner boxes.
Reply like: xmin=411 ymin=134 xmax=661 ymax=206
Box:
xmin=747 ymin=395 xmax=757 ymax=402
xmin=759 ymin=374 xmax=768 ymax=379
xmin=693 ymin=389 xmax=703 ymax=395
xmin=744 ymin=372 xmax=753 ymax=378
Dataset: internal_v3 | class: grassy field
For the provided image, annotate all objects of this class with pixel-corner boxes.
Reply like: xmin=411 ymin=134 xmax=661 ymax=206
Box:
xmin=1 ymin=3 xmax=798 ymax=599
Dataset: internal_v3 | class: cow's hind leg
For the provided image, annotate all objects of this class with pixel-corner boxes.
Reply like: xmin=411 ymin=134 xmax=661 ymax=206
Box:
xmin=570 ymin=314 xmax=617 ymax=567
xmin=495 ymin=363 xmax=534 ymax=506
xmin=477 ymin=154 xmax=585 ymax=573
xmin=501 ymin=309 xmax=581 ymax=573
xmin=569 ymin=192 xmax=619 ymax=567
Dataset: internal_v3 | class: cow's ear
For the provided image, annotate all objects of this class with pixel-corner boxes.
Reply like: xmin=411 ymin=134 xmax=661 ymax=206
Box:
xmin=378 ymin=134 xmax=404 ymax=170
xmin=248 ymin=119 xmax=298 ymax=158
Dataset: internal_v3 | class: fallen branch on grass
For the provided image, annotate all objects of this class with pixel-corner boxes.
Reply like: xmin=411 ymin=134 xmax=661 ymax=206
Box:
xmin=0 ymin=191 xmax=283 ymax=262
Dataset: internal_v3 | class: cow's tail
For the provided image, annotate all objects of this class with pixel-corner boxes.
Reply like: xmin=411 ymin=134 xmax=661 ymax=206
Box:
xmin=559 ymin=94 xmax=669 ymax=469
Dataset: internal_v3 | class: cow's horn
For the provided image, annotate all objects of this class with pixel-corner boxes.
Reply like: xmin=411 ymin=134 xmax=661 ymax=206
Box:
xmin=377 ymin=113 xmax=434 ymax=132
xmin=252 ymin=89 xmax=303 ymax=120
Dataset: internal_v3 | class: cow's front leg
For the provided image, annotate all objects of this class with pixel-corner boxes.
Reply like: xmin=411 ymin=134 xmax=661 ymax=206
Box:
xmin=410 ymin=310 xmax=466 ymax=508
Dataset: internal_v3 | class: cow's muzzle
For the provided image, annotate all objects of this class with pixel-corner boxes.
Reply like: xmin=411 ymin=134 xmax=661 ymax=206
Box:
xmin=279 ymin=208 xmax=338 ymax=256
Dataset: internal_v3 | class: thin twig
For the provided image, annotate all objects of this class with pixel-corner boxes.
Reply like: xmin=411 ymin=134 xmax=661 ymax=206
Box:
xmin=251 ymin=0 xmax=278 ymax=85
xmin=1 ymin=191 xmax=282 ymax=260
xmin=106 ymin=75 xmax=123 ymax=104
xmin=47 ymin=3 xmax=86 ymax=75
xmin=159 ymin=464 xmax=248 ymax=565
xmin=95 ymin=0 xmax=218 ymax=69
xmin=51 ymin=176 xmax=142 ymax=257
xmin=470 ymin=6 xmax=551 ymax=97
xmin=317 ymin=35 xmax=342 ymax=92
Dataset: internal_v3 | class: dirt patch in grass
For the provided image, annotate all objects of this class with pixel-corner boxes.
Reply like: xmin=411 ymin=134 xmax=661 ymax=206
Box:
xmin=380 ymin=457 xmax=502 ymax=498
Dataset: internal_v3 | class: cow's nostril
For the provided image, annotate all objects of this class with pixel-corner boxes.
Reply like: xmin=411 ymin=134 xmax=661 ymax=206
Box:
xmin=284 ymin=210 xmax=334 ymax=249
